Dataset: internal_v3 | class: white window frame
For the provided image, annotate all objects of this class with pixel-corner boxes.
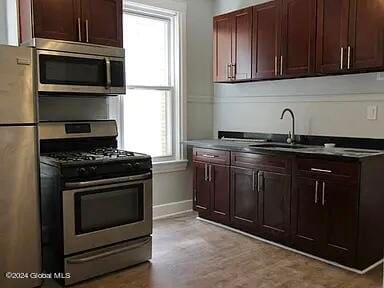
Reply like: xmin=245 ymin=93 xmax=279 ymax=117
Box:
xmin=110 ymin=1 xmax=187 ymax=171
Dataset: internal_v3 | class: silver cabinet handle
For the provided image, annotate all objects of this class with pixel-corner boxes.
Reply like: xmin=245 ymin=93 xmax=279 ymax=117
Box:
xmin=340 ymin=47 xmax=344 ymax=70
xmin=280 ymin=56 xmax=283 ymax=76
xmin=322 ymin=182 xmax=326 ymax=206
xmin=258 ymin=171 xmax=264 ymax=192
xmin=77 ymin=18 xmax=82 ymax=42
xmin=202 ymin=154 xmax=216 ymax=158
xmin=232 ymin=63 xmax=236 ymax=80
xmin=311 ymin=168 xmax=332 ymax=173
xmin=204 ymin=163 xmax=208 ymax=181
xmin=227 ymin=64 xmax=231 ymax=80
xmin=315 ymin=180 xmax=319 ymax=204
xmin=105 ymin=58 xmax=111 ymax=89
xmin=208 ymin=165 xmax=212 ymax=182
xmin=347 ymin=46 xmax=351 ymax=70
xmin=252 ymin=171 xmax=255 ymax=192
xmin=274 ymin=56 xmax=278 ymax=76
xmin=85 ymin=19 xmax=89 ymax=43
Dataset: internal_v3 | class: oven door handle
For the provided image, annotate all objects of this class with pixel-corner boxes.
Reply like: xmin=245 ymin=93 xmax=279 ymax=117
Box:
xmin=105 ymin=57 xmax=111 ymax=89
xmin=67 ymin=238 xmax=151 ymax=264
xmin=65 ymin=173 xmax=152 ymax=189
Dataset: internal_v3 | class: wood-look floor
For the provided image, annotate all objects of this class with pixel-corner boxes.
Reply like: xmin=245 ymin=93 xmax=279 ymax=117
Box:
xmin=46 ymin=212 xmax=383 ymax=288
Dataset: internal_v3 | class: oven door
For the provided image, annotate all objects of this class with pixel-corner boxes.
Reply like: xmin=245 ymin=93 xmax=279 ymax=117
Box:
xmin=37 ymin=50 xmax=126 ymax=95
xmin=62 ymin=173 xmax=152 ymax=255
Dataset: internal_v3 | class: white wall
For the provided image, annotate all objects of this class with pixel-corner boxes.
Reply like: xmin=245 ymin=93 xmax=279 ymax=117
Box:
xmin=213 ymin=0 xmax=384 ymax=139
xmin=0 ymin=0 xmax=8 ymax=44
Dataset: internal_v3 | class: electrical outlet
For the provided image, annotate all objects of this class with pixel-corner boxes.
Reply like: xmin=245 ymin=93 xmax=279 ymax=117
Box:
xmin=367 ymin=105 xmax=378 ymax=120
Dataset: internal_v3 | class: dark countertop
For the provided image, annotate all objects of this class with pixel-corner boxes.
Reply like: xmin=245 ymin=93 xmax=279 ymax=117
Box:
xmin=184 ymin=139 xmax=384 ymax=161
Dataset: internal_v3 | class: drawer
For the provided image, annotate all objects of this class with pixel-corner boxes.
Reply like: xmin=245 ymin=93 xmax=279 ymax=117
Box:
xmin=193 ymin=148 xmax=230 ymax=165
xmin=231 ymin=152 xmax=291 ymax=172
xmin=64 ymin=236 xmax=152 ymax=285
xmin=295 ymin=158 xmax=359 ymax=179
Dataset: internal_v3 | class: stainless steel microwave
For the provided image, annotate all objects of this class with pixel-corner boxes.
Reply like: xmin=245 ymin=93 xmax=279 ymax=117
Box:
xmin=26 ymin=39 xmax=126 ymax=95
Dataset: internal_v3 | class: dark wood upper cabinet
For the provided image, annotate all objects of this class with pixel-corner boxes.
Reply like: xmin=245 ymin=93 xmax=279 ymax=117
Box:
xmin=213 ymin=13 xmax=233 ymax=82
xmin=252 ymin=1 xmax=281 ymax=79
xmin=19 ymin=0 xmax=123 ymax=47
xmin=316 ymin=0 xmax=350 ymax=73
xmin=215 ymin=0 xmax=384 ymax=82
xmin=28 ymin=0 xmax=81 ymax=42
xmin=348 ymin=0 xmax=384 ymax=70
xmin=281 ymin=0 xmax=316 ymax=77
xmin=82 ymin=0 xmax=123 ymax=47
xmin=213 ymin=9 xmax=252 ymax=82
xmin=317 ymin=0 xmax=384 ymax=74
xmin=232 ymin=8 xmax=253 ymax=81
xmin=258 ymin=170 xmax=291 ymax=243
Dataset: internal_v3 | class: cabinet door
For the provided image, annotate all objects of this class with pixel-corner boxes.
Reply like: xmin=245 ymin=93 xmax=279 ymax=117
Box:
xmin=348 ymin=0 xmax=384 ymax=71
xmin=213 ymin=14 xmax=233 ymax=82
xmin=316 ymin=0 xmax=350 ymax=73
xmin=291 ymin=177 xmax=323 ymax=256
xmin=230 ymin=167 xmax=258 ymax=233
xmin=252 ymin=1 xmax=281 ymax=79
xmin=281 ymin=0 xmax=316 ymax=77
xmin=322 ymin=179 xmax=359 ymax=266
xmin=232 ymin=8 xmax=252 ymax=80
xmin=82 ymin=0 xmax=123 ymax=47
xmin=258 ymin=171 xmax=291 ymax=243
xmin=193 ymin=162 xmax=211 ymax=218
xmin=32 ymin=0 xmax=81 ymax=42
xmin=210 ymin=165 xmax=230 ymax=224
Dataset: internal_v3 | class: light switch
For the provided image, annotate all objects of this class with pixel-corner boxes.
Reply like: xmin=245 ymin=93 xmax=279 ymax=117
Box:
xmin=367 ymin=105 xmax=378 ymax=120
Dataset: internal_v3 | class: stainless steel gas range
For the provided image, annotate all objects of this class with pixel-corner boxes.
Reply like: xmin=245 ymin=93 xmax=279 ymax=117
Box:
xmin=39 ymin=120 xmax=152 ymax=286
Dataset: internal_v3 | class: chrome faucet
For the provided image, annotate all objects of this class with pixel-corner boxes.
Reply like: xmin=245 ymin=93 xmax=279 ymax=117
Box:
xmin=280 ymin=108 xmax=295 ymax=144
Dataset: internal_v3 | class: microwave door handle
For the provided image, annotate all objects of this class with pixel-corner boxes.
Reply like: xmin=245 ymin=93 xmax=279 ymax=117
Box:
xmin=105 ymin=58 xmax=111 ymax=89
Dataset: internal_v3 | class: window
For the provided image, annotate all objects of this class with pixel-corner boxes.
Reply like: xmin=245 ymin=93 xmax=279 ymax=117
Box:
xmin=118 ymin=4 xmax=184 ymax=163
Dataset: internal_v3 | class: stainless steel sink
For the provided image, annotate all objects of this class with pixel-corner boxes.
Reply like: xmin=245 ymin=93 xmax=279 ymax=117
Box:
xmin=248 ymin=143 xmax=306 ymax=149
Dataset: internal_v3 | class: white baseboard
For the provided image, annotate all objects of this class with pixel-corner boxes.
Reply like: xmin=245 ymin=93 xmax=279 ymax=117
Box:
xmin=197 ymin=217 xmax=384 ymax=275
xmin=153 ymin=200 xmax=193 ymax=220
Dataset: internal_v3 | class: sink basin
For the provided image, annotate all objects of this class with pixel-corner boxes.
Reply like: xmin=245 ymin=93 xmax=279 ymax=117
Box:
xmin=248 ymin=143 xmax=306 ymax=149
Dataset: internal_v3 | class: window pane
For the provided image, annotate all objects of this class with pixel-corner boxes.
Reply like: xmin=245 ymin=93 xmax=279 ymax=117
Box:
xmin=123 ymin=90 xmax=172 ymax=158
xmin=124 ymin=13 xmax=170 ymax=86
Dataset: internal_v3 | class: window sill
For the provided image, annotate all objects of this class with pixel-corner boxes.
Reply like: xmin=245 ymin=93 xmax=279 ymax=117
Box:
xmin=152 ymin=159 xmax=189 ymax=174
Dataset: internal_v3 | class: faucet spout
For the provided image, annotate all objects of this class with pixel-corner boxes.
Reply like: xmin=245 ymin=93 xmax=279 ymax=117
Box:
xmin=280 ymin=108 xmax=295 ymax=144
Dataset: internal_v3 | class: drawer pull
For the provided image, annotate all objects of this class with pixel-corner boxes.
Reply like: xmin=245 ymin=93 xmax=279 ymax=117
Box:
xmin=202 ymin=154 xmax=217 ymax=158
xmin=311 ymin=168 xmax=332 ymax=173
xmin=315 ymin=180 xmax=319 ymax=204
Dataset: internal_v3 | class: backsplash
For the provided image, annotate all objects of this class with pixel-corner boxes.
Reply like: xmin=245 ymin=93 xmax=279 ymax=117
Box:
xmin=39 ymin=96 xmax=109 ymax=121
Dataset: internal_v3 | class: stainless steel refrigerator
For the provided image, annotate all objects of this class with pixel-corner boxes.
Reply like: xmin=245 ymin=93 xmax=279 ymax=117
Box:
xmin=0 ymin=45 xmax=42 ymax=288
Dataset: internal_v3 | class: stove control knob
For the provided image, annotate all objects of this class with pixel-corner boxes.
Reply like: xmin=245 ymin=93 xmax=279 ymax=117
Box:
xmin=123 ymin=163 xmax=133 ymax=170
xmin=90 ymin=166 xmax=98 ymax=174
xmin=78 ymin=167 xmax=87 ymax=176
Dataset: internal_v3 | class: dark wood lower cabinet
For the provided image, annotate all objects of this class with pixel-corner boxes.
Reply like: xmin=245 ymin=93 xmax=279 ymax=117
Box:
xmin=192 ymin=147 xmax=384 ymax=270
xmin=193 ymin=162 xmax=210 ymax=218
xmin=230 ymin=167 xmax=258 ymax=233
xmin=258 ymin=171 xmax=291 ymax=243
xmin=291 ymin=177 xmax=325 ymax=257
xmin=210 ymin=165 xmax=230 ymax=224
xmin=193 ymin=159 xmax=230 ymax=224
xmin=323 ymin=179 xmax=359 ymax=266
